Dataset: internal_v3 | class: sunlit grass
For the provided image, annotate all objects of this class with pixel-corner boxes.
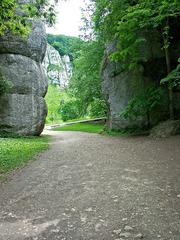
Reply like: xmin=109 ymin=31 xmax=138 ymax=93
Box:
xmin=52 ymin=123 xmax=104 ymax=133
xmin=0 ymin=136 xmax=49 ymax=181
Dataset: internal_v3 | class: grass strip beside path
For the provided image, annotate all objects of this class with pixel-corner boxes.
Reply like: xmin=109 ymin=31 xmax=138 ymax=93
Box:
xmin=52 ymin=123 xmax=104 ymax=133
xmin=0 ymin=136 xmax=49 ymax=182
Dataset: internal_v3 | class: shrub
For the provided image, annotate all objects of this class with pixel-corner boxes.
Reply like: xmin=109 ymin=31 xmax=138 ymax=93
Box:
xmin=120 ymin=86 xmax=163 ymax=128
xmin=0 ymin=73 xmax=12 ymax=95
xmin=60 ymin=99 xmax=81 ymax=122
xmin=88 ymin=98 xmax=106 ymax=118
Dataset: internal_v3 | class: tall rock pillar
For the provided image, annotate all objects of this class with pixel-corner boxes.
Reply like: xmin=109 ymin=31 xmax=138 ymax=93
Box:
xmin=0 ymin=20 xmax=48 ymax=135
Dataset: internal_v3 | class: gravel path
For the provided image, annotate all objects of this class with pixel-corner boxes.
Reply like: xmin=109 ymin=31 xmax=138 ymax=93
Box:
xmin=0 ymin=131 xmax=180 ymax=240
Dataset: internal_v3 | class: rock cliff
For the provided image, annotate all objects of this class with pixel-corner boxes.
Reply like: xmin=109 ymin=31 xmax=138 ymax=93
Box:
xmin=102 ymin=34 xmax=180 ymax=130
xmin=43 ymin=44 xmax=72 ymax=87
xmin=0 ymin=20 xmax=48 ymax=135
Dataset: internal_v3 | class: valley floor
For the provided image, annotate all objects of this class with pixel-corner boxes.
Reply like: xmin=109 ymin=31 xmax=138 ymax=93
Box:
xmin=0 ymin=131 xmax=179 ymax=240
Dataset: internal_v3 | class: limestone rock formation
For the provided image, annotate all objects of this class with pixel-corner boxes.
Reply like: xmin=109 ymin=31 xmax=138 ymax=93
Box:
xmin=102 ymin=41 xmax=147 ymax=130
xmin=43 ymin=44 xmax=72 ymax=87
xmin=0 ymin=20 xmax=47 ymax=63
xmin=0 ymin=20 xmax=48 ymax=136
xmin=102 ymin=35 xmax=180 ymax=130
xmin=150 ymin=120 xmax=180 ymax=138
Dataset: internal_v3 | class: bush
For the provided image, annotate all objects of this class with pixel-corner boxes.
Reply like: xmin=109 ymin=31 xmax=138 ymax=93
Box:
xmin=88 ymin=98 xmax=106 ymax=118
xmin=0 ymin=73 xmax=12 ymax=95
xmin=45 ymin=84 xmax=64 ymax=124
xmin=120 ymin=86 xmax=162 ymax=128
xmin=60 ymin=99 xmax=81 ymax=122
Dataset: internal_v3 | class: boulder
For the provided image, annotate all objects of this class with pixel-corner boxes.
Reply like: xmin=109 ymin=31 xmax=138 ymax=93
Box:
xmin=150 ymin=120 xmax=180 ymax=138
xmin=0 ymin=94 xmax=47 ymax=136
xmin=0 ymin=54 xmax=48 ymax=97
xmin=101 ymin=41 xmax=147 ymax=130
xmin=101 ymin=32 xmax=180 ymax=130
xmin=0 ymin=20 xmax=47 ymax=63
xmin=0 ymin=17 xmax=48 ymax=135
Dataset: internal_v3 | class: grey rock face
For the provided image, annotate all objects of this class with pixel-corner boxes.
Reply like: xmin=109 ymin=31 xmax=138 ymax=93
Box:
xmin=150 ymin=120 xmax=180 ymax=138
xmin=0 ymin=20 xmax=47 ymax=63
xmin=0 ymin=54 xmax=48 ymax=97
xmin=0 ymin=94 xmax=47 ymax=136
xmin=0 ymin=18 xmax=48 ymax=135
xmin=102 ymin=36 xmax=180 ymax=130
xmin=102 ymin=42 xmax=146 ymax=130
xmin=43 ymin=44 xmax=72 ymax=87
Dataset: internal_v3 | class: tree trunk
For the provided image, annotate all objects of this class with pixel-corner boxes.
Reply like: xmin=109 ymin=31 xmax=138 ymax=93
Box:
xmin=164 ymin=45 xmax=174 ymax=120
xmin=163 ymin=20 xmax=174 ymax=120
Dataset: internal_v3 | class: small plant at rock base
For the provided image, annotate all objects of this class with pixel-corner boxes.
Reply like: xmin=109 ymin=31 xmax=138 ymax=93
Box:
xmin=120 ymin=86 xmax=162 ymax=129
xmin=0 ymin=73 xmax=12 ymax=95
xmin=161 ymin=58 xmax=180 ymax=88
xmin=88 ymin=98 xmax=107 ymax=118
xmin=60 ymin=99 xmax=82 ymax=122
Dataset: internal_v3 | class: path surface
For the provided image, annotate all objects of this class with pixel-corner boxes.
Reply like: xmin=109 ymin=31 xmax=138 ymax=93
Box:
xmin=0 ymin=131 xmax=180 ymax=240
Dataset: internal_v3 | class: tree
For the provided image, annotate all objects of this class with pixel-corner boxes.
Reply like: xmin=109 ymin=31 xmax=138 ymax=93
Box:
xmin=45 ymin=84 xmax=62 ymax=123
xmin=47 ymin=34 xmax=84 ymax=60
xmin=69 ymin=40 xmax=106 ymax=117
xmin=0 ymin=0 xmax=57 ymax=36
xmin=91 ymin=0 xmax=180 ymax=120
xmin=161 ymin=58 xmax=180 ymax=88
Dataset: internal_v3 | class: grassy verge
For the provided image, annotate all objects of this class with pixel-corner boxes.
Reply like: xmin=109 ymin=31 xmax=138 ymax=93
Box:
xmin=52 ymin=123 xmax=104 ymax=133
xmin=52 ymin=122 xmax=148 ymax=136
xmin=46 ymin=117 xmax=92 ymax=126
xmin=0 ymin=136 xmax=49 ymax=182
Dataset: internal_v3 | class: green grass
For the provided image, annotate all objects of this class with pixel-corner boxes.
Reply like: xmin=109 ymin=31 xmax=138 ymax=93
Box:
xmin=0 ymin=136 xmax=49 ymax=182
xmin=52 ymin=123 xmax=104 ymax=133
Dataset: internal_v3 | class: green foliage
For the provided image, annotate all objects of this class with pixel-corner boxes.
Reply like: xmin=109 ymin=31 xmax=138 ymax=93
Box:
xmin=69 ymin=40 xmax=106 ymax=117
xmin=0 ymin=72 xmax=12 ymax=95
xmin=88 ymin=0 xmax=180 ymax=120
xmin=45 ymin=84 xmax=64 ymax=124
xmin=47 ymin=35 xmax=106 ymax=121
xmin=0 ymin=136 xmax=49 ymax=181
xmin=0 ymin=0 xmax=57 ymax=36
xmin=52 ymin=123 xmax=104 ymax=133
xmin=92 ymin=0 xmax=180 ymax=68
xmin=45 ymin=84 xmax=81 ymax=124
xmin=0 ymin=0 xmax=29 ymax=36
xmin=60 ymin=99 xmax=82 ymax=122
xmin=121 ymin=86 xmax=162 ymax=128
xmin=47 ymin=34 xmax=84 ymax=59
xmin=27 ymin=0 xmax=57 ymax=26
xmin=47 ymin=64 xmax=62 ymax=73
xmin=88 ymin=98 xmax=106 ymax=118
xmin=161 ymin=58 xmax=180 ymax=88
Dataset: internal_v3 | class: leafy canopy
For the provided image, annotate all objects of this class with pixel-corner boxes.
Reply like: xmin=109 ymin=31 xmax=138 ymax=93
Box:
xmin=92 ymin=0 xmax=180 ymax=68
xmin=0 ymin=0 xmax=58 ymax=36
xmin=47 ymin=34 xmax=84 ymax=59
xmin=69 ymin=40 xmax=106 ymax=117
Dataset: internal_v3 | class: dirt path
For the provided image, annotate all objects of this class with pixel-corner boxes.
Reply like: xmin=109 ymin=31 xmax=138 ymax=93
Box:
xmin=0 ymin=131 xmax=180 ymax=240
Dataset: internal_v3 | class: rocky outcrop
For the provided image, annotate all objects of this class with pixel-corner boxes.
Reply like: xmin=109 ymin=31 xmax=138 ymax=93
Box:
xmin=43 ymin=44 xmax=72 ymax=87
xmin=102 ymin=34 xmax=180 ymax=130
xmin=0 ymin=21 xmax=47 ymax=62
xmin=102 ymin=41 xmax=149 ymax=130
xmin=150 ymin=120 xmax=180 ymax=138
xmin=0 ymin=20 xmax=48 ymax=136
